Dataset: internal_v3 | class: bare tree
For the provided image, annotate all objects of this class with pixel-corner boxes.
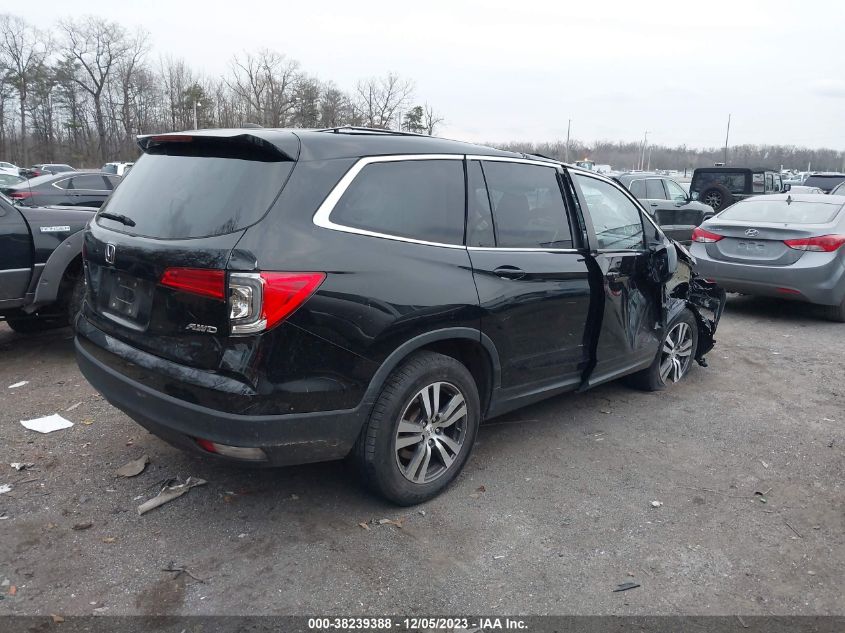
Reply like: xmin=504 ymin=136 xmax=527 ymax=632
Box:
xmin=228 ymin=52 xmax=267 ymax=124
xmin=116 ymin=27 xmax=149 ymax=150
xmin=0 ymin=13 xmax=51 ymax=165
xmin=59 ymin=16 xmax=128 ymax=161
xmin=422 ymin=103 xmax=444 ymax=136
xmin=354 ymin=73 xmax=413 ymax=129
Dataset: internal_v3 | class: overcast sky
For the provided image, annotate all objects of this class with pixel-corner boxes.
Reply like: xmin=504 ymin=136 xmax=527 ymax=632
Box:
xmin=24 ymin=0 xmax=845 ymax=150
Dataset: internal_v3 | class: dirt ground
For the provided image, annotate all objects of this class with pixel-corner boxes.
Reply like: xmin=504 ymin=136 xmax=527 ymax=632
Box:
xmin=0 ymin=294 xmax=843 ymax=617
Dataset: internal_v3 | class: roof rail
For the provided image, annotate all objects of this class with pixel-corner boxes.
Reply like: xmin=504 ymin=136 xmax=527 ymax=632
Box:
xmin=314 ymin=125 xmax=426 ymax=137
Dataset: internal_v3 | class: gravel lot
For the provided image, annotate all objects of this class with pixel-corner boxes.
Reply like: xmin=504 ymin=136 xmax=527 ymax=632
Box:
xmin=1 ymin=295 xmax=843 ymax=617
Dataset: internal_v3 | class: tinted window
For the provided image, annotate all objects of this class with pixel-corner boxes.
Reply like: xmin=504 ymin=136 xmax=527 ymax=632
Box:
xmin=645 ymin=179 xmax=666 ymax=199
xmin=695 ymin=172 xmax=746 ymax=194
xmin=97 ymin=147 xmax=293 ymax=239
xmin=467 ymin=161 xmax=495 ymax=247
xmin=71 ymin=175 xmax=108 ymax=190
xmin=101 ymin=164 xmax=117 ymax=174
xmin=331 ymin=159 xmax=464 ymax=244
xmin=575 ymin=175 xmax=644 ymax=250
xmin=664 ymin=179 xmax=688 ymax=202
xmin=628 ymin=180 xmax=646 ymax=198
xmin=482 ymin=161 xmax=571 ymax=248
xmin=52 ymin=177 xmax=72 ymax=190
xmin=719 ymin=199 xmax=843 ymax=224
xmin=48 ymin=165 xmax=74 ymax=173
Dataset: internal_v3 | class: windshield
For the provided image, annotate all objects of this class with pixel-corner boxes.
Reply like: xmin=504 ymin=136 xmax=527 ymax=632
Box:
xmin=96 ymin=144 xmax=293 ymax=239
xmin=719 ymin=199 xmax=844 ymax=224
xmin=803 ymin=175 xmax=845 ymax=191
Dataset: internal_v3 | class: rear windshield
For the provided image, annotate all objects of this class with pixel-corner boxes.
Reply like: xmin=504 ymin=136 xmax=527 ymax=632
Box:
xmin=101 ymin=164 xmax=117 ymax=174
xmin=96 ymin=142 xmax=293 ymax=239
xmin=803 ymin=175 xmax=845 ymax=190
xmin=693 ymin=172 xmax=746 ymax=193
xmin=719 ymin=199 xmax=843 ymax=224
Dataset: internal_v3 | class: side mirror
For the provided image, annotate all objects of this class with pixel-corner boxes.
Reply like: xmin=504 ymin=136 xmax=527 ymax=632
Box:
xmin=647 ymin=243 xmax=678 ymax=284
xmin=783 ymin=183 xmax=791 ymax=192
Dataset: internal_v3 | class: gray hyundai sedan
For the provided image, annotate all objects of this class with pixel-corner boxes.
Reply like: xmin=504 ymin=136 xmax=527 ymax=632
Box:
xmin=689 ymin=194 xmax=845 ymax=321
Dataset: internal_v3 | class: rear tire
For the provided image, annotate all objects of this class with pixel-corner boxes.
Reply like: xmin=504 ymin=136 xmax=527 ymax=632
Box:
xmin=820 ymin=297 xmax=845 ymax=323
xmin=700 ymin=184 xmax=734 ymax=211
xmin=628 ymin=308 xmax=699 ymax=391
xmin=353 ymin=351 xmax=480 ymax=505
xmin=66 ymin=274 xmax=85 ymax=331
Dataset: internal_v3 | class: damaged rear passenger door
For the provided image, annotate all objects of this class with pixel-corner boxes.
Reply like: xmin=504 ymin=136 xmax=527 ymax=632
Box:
xmin=570 ymin=173 xmax=662 ymax=386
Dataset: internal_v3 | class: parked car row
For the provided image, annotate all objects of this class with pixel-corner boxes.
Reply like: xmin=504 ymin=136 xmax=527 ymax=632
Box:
xmin=0 ymin=172 xmax=122 ymax=208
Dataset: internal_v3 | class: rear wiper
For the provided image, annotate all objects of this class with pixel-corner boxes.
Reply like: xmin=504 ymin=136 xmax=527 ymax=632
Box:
xmin=99 ymin=211 xmax=136 ymax=227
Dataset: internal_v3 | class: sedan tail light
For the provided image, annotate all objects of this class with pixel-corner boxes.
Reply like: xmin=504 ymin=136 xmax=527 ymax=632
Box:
xmin=8 ymin=191 xmax=34 ymax=200
xmin=783 ymin=234 xmax=845 ymax=252
xmin=691 ymin=227 xmax=724 ymax=243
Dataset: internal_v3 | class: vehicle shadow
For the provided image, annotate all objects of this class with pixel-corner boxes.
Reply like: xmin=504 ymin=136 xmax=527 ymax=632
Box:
xmin=0 ymin=323 xmax=76 ymax=359
xmin=724 ymin=293 xmax=835 ymax=323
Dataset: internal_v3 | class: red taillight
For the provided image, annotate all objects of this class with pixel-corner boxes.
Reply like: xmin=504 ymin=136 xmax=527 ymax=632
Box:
xmin=783 ymin=234 xmax=845 ymax=252
xmin=691 ymin=227 xmax=724 ymax=243
xmin=159 ymin=267 xmax=226 ymax=300
xmin=9 ymin=191 xmax=34 ymax=200
xmin=261 ymin=272 xmax=325 ymax=330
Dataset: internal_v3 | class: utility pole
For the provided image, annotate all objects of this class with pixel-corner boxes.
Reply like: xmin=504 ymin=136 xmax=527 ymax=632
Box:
xmin=565 ymin=119 xmax=571 ymax=163
xmin=193 ymin=99 xmax=201 ymax=130
xmin=639 ymin=131 xmax=648 ymax=171
xmin=723 ymin=114 xmax=731 ymax=165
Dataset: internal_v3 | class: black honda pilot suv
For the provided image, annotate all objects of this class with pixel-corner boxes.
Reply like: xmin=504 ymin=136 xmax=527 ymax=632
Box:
xmin=76 ymin=127 xmax=725 ymax=505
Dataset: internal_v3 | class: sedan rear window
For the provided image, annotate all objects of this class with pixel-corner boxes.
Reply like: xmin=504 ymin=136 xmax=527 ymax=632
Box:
xmin=719 ymin=199 xmax=844 ymax=224
xmin=803 ymin=175 xmax=845 ymax=191
xmin=96 ymin=143 xmax=293 ymax=239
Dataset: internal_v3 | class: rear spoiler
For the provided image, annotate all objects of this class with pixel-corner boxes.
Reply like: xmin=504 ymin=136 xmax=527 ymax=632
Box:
xmin=137 ymin=132 xmax=299 ymax=162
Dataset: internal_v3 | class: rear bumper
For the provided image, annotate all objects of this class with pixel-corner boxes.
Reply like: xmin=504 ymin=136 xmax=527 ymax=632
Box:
xmin=689 ymin=245 xmax=845 ymax=306
xmin=75 ymin=335 xmax=367 ymax=466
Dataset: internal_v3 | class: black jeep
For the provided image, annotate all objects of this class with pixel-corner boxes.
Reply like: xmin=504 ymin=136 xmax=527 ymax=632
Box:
xmin=690 ymin=167 xmax=784 ymax=212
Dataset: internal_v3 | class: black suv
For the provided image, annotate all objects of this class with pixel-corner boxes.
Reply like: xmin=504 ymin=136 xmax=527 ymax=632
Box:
xmin=690 ymin=167 xmax=784 ymax=211
xmin=613 ymin=172 xmax=713 ymax=244
xmin=75 ymin=128 xmax=724 ymax=504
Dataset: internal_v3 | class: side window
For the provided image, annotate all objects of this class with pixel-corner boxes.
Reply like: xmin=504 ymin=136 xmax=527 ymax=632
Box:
xmin=330 ymin=159 xmax=464 ymax=244
xmin=466 ymin=161 xmax=495 ymax=247
xmin=71 ymin=175 xmax=109 ymax=190
xmin=664 ymin=179 xmax=688 ymax=202
xmin=628 ymin=180 xmax=646 ymax=198
xmin=645 ymin=178 xmax=667 ymax=199
xmin=482 ymin=161 xmax=572 ymax=249
xmin=53 ymin=178 xmax=72 ymax=190
xmin=574 ymin=175 xmax=645 ymax=250
xmin=765 ymin=173 xmax=773 ymax=192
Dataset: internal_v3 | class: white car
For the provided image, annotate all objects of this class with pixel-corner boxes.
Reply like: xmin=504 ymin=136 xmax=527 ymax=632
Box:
xmin=101 ymin=161 xmax=134 ymax=176
xmin=787 ymin=185 xmax=825 ymax=194
xmin=0 ymin=161 xmax=19 ymax=176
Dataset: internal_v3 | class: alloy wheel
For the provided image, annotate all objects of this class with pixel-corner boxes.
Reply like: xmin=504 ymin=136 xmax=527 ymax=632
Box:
xmin=703 ymin=192 xmax=722 ymax=208
xmin=660 ymin=322 xmax=694 ymax=384
xmin=395 ymin=381 xmax=468 ymax=484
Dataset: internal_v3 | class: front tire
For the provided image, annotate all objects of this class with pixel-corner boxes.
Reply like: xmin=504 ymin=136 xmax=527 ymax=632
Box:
xmin=354 ymin=351 xmax=480 ymax=505
xmin=628 ymin=308 xmax=699 ymax=391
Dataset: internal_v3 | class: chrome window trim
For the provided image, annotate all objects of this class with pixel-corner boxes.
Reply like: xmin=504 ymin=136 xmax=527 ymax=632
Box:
xmin=466 ymin=154 xmax=563 ymax=168
xmin=467 ymin=246 xmax=579 ymax=253
xmin=51 ymin=177 xmax=73 ymax=191
xmin=312 ymin=154 xmax=467 ymax=249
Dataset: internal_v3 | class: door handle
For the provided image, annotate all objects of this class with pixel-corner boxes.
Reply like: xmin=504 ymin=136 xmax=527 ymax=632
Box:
xmin=493 ymin=266 xmax=526 ymax=280
xmin=650 ymin=202 xmax=659 ymax=207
